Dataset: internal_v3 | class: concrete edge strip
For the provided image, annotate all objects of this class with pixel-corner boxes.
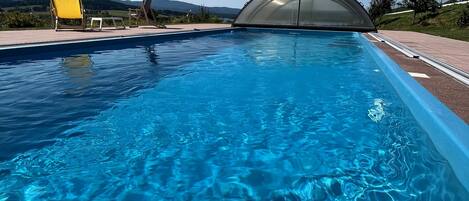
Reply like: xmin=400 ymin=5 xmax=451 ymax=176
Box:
xmin=0 ymin=27 xmax=240 ymax=51
xmin=368 ymin=33 xmax=469 ymax=86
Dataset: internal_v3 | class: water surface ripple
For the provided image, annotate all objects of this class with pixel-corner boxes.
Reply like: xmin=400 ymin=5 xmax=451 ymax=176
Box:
xmin=0 ymin=31 xmax=467 ymax=200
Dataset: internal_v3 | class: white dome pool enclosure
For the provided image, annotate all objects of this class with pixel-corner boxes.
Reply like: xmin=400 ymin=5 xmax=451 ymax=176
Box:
xmin=233 ymin=0 xmax=376 ymax=32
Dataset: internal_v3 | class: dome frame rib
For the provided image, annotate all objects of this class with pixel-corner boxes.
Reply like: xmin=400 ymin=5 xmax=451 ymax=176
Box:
xmin=233 ymin=0 xmax=376 ymax=32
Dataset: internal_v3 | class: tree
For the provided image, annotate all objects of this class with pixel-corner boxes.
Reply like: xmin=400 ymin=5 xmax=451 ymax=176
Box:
xmin=369 ymin=0 xmax=395 ymax=23
xmin=199 ymin=5 xmax=210 ymax=21
xmin=457 ymin=4 xmax=469 ymax=27
xmin=402 ymin=0 xmax=440 ymax=23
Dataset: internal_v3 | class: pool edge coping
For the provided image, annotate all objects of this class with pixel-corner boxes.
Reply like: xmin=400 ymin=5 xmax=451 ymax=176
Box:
xmin=0 ymin=27 xmax=243 ymax=55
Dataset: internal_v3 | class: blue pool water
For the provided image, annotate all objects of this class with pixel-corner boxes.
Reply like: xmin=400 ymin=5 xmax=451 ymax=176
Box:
xmin=0 ymin=30 xmax=467 ymax=200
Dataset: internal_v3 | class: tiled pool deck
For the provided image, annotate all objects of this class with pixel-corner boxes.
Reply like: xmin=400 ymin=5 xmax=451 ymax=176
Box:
xmin=379 ymin=30 xmax=469 ymax=74
xmin=0 ymin=23 xmax=231 ymax=47
xmin=0 ymin=25 xmax=467 ymax=122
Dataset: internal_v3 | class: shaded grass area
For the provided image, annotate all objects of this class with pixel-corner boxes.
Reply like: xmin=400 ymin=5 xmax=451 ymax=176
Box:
xmin=377 ymin=4 xmax=469 ymax=42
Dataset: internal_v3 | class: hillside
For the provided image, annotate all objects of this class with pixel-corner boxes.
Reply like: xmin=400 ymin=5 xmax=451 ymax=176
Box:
xmin=115 ymin=0 xmax=240 ymax=18
xmin=0 ymin=0 xmax=239 ymax=18
xmin=377 ymin=4 xmax=469 ymax=42
xmin=0 ymin=0 xmax=136 ymax=10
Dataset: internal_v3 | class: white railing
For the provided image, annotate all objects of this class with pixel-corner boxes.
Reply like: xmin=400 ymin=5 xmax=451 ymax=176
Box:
xmin=384 ymin=0 xmax=469 ymax=16
xmin=443 ymin=0 xmax=469 ymax=7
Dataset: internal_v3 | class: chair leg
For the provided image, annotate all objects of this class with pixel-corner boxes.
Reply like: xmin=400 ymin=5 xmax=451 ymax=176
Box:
xmin=112 ymin=19 xmax=117 ymax=29
xmin=55 ymin=18 xmax=59 ymax=31
xmin=99 ymin=20 xmax=103 ymax=31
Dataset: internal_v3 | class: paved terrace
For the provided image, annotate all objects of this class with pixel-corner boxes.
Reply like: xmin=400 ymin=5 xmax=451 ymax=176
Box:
xmin=0 ymin=23 xmax=231 ymax=47
xmin=379 ymin=30 xmax=469 ymax=74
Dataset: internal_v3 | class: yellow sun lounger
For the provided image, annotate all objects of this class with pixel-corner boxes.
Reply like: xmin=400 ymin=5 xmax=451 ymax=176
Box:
xmin=50 ymin=0 xmax=86 ymax=31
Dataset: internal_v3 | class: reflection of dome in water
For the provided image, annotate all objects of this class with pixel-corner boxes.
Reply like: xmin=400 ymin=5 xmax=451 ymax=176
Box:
xmin=62 ymin=54 xmax=93 ymax=68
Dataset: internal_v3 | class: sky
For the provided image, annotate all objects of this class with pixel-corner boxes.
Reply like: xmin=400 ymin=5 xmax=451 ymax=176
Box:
xmin=171 ymin=0 xmax=372 ymax=9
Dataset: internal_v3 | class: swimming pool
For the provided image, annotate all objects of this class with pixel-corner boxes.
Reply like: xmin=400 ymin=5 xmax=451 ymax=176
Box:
xmin=0 ymin=29 xmax=468 ymax=200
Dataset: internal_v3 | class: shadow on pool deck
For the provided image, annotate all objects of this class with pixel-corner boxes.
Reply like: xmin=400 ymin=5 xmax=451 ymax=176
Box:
xmin=365 ymin=34 xmax=469 ymax=123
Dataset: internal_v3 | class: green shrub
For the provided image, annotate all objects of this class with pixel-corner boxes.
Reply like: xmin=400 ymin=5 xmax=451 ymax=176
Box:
xmin=402 ymin=0 xmax=440 ymax=23
xmin=457 ymin=6 xmax=469 ymax=27
xmin=369 ymin=0 xmax=395 ymax=23
xmin=168 ymin=12 xmax=222 ymax=24
xmin=0 ymin=12 xmax=48 ymax=28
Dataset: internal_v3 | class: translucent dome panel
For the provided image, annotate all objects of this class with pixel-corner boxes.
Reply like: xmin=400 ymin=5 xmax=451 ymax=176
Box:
xmin=234 ymin=0 xmax=375 ymax=31
xmin=235 ymin=0 xmax=300 ymax=26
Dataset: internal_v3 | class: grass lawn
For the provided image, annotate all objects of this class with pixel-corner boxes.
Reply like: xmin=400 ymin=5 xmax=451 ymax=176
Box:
xmin=377 ymin=4 xmax=469 ymax=42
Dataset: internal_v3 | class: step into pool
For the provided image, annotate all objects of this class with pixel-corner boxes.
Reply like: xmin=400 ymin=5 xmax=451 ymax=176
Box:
xmin=0 ymin=29 xmax=467 ymax=200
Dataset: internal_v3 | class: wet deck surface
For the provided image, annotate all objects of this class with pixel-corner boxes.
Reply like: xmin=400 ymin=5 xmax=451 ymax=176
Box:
xmin=366 ymin=34 xmax=469 ymax=123
xmin=0 ymin=24 xmax=231 ymax=47
xmin=379 ymin=30 xmax=469 ymax=74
